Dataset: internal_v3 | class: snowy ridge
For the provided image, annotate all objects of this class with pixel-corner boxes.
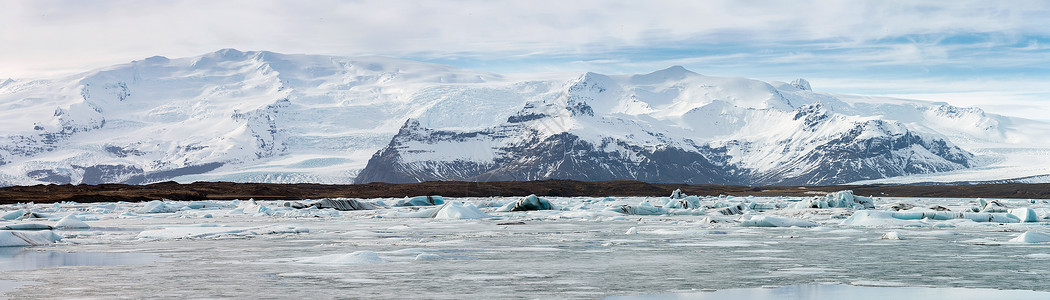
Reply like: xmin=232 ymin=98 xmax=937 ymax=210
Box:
xmin=1 ymin=50 xmax=1049 ymax=185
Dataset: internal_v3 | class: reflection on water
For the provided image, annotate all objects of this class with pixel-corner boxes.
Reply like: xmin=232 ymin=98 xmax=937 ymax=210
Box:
xmin=604 ymin=284 xmax=1050 ymax=300
xmin=0 ymin=248 xmax=160 ymax=271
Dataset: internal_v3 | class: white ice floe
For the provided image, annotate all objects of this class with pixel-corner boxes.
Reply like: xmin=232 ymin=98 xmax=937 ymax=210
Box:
xmin=55 ymin=214 xmax=90 ymax=229
xmin=136 ymin=225 xmax=308 ymax=240
xmin=1008 ymin=208 xmax=1039 ymax=222
xmin=740 ymin=215 xmax=818 ymax=227
xmin=496 ymin=194 xmax=553 ymax=212
xmin=842 ymin=210 xmax=1020 ymax=227
xmin=299 ymin=251 xmax=384 ymax=265
xmin=0 ymin=230 xmax=62 ymax=247
xmin=1009 ymin=231 xmax=1050 ymax=243
xmin=397 ymin=196 xmax=445 ymax=207
xmin=414 ymin=253 xmax=442 ymax=261
xmin=880 ymin=231 xmax=906 ymax=240
xmin=433 ymin=202 xmax=491 ymax=219
xmin=138 ymin=200 xmax=180 ymax=214
xmin=791 ymin=190 xmax=875 ymax=209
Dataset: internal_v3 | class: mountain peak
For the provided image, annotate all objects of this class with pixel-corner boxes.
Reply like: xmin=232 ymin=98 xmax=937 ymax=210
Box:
xmin=791 ymin=78 xmax=812 ymax=91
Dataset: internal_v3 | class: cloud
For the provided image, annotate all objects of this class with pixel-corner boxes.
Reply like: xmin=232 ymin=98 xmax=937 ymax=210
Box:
xmin=1 ymin=0 xmax=1049 ymax=119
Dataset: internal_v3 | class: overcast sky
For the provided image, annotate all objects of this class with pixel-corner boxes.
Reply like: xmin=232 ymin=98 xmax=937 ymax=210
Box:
xmin=3 ymin=0 xmax=1049 ymax=119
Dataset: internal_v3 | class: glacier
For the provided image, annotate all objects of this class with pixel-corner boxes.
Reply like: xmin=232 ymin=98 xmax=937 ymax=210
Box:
xmin=1 ymin=49 xmax=1050 ymax=185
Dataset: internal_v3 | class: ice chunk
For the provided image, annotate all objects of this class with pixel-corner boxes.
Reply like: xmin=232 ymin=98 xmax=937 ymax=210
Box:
xmin=1008 ymin=208 xmax=1039 ymax=222
xmin=664 ymin=196 xmax=701 ymax=209
xmin=0 ymin=223 xmax=54 ymax=230
xmin=980 ymin=200 xmax=1008 ymax=213
xmin=414 ymin=253 xmax=442 ymax=261
xmin=610 ymin=202 xmax=666 ymax=215
xmin=842 ymin=211 xmax=1020 ymax=227
xmin=432 ymin=202 xmax=491 ymax=219
xmin=670 ymin=189 xmax=685 ymax=199
xmin=300 ymin=251 xmax=384 ymax=265
xmin=0 ymin=230 xmax=62 ymax=247
xmin=137 ymin=225 xmax=307 ymax=239
xmin=625 ymin=227 xmax=638 ymax=235
xmin=397 ymin=196 xmax=445 ymax=206
xmin=281 ymin=201 xmax=309 ymax=209
xmin=311 ymin=199 xmax=377 ymax=211
xmin=880 ymin=231 xmax=906 ymax=240
xmin=1009 ymin=231 xmax=1050 ymax=243
xmin=740 ymin=215 xmax=818 ymax=227
xmin=496 ymin=194 xmax=553 ymax=212
xmin=138 ymin=200 xmax=179 ymax=214
xmin=55 ymin=215 xmax=90 ymax=229
xmin=1 ymin=209 xmax=26 ymax=220
xmin=708 ymin=203 xmax=748 ymax=215
xmin=791 ymin=190 xmax=874 ymax=209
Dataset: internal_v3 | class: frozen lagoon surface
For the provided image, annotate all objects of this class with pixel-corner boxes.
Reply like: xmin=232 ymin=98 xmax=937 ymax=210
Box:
xmin=2 ymin=193 xmax=1050 ymax=299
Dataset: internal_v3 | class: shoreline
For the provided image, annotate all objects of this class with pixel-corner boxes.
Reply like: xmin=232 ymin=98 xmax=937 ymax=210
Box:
xmin=3 ymin=180 xmax=1050 ymax=204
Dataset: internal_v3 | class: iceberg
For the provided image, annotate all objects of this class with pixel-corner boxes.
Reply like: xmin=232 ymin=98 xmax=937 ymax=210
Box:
xmin=496 ymin=194 xmax=553 ymax=212
xmin=138 ymin=200 xmax=180 ymax=214
xmin=426 ymin=202 xmax=491 ymax=219
xmin=664 ymin=196 xmax=701 ymax=209
xmin=0 ymin=230 xmax=62 ymax=247
xmin=880 ymin=231 xmax=906 ymax=240
xmin=1008 ymin=208 xmax=1039 ymax=222
xmin=299 ymin=251 xmax=384 ymax=265
xmin=791 ymin=190 xmax=874 ymax=209
xmin=609 ymin=202 xmax=666 ymax=215
xmin=56 ymin=215 xmax=90 ymax=229
xmin=708 ymin=203 xmax=749 ymax=215
xmin=0 ymin=223 xmax=54 ymax=230
xmin=1009 ymin=231 xmax=1050 ymax=243
xmin=311 ymin=199 xmax=378 ymax=211
xmin=842 ymin=211 xmax=1020 ymax=226
xmin=1 ymin=209 xmax=26 ymax=220
xmin=740 ymin=215 xmax=818 ymax=227
xmin=396 ymin=196 xmax=445 ymax=206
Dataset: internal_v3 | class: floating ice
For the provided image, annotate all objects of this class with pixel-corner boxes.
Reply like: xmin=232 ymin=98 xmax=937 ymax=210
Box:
xmin=414 ymin=253 xmax=442 ymax=261
xmin=880 ymin=231 xmax=906 ymax=240
xmin=610 ymin=202 xmax=666 ymax=215
xmin=311 ymin=199 xmax=378 ymax=211
xmin=397 ymin=196 xmax=445 ymax=206
xmin=707 ymin=203 xmax=749 ymax=215
xmin=137 ymin=225 xmax=308 ymax=239
xmin=791 ymin=190 xmax=874 ymax=209
xmin=0 ymin=230 xmax=61 ymax=247
xmin=299 ymin=251 xmax=384 ymax=265
xmin=740 ymin=215 xmax=818 ymax=227
xmin=842 ymin=211 xmax=1020 ymax=227
xmin=979 ymin=200 xmax=1008 ymax=213
xmin=428 ymin=201 xmax=489 ymax=220
xmin=664 ymin=196 xmax=701 ymax=209
xmin=1 ymin=210 xmax=26 ymax=220
xmin=0 ymin=223 xmax=54 ymax=230
xmin=138 ymin=200 xmax=179 ymax=214
xmin=625 ymin=227 xmax=638 ymax=235
xmin=496 ymin=194 xmax=553 ymax=212
xmin=55 ymin=215 xmax=90 ymax=229
xmin=1009 ymin=231 xmax=1050 ymax=243
xmin=1008 ymin=208 xmax=1039 ymax=222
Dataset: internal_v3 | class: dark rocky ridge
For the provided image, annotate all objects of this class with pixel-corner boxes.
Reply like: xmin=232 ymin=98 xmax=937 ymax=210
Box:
xmin=3 ymin=180 xmax=1050 ymax=204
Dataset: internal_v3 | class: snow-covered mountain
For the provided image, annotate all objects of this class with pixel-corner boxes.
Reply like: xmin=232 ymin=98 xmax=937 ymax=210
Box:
xmin=1 ymin=49 xmax=1048 ymax=186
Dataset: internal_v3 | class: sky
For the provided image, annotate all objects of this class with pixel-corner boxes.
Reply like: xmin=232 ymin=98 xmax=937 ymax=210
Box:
xmin=2 ymin=0 xmax=1050 ymax=119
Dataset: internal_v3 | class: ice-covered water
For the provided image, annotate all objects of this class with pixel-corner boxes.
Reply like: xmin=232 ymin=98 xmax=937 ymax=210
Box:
xmin=604 ymin=285 xmax=1050 ymax=300
xmin=1 ymin=193 xmax=1049 ymax=299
